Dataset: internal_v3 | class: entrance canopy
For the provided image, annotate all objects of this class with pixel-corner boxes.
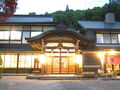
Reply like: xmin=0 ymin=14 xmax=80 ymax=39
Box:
xmin=26 ymin=29 xmax=92 ymax=52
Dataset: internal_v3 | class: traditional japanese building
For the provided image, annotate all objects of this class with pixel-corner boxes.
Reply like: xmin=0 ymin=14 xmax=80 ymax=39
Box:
xmin=78 ymin=13 xmax=120 ymax=73
xmin=0 ymin=13 xmax=120 ymax=75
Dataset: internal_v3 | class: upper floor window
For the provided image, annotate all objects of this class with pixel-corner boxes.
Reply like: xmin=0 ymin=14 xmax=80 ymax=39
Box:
xmin=31 ymin=31 xmax=42 ymax=37
xmin=43 ymin=26 xmax=55 ymax=31
xmin=22 ymin=32 xmax=30 ymax=43
xmin=11 ymin=26 xmax=22 ymax=30
xmin=96 ymin=33 xmax=120 ymax=44
xmin=23 ymin=26 xmax=30 ymax=30
xmin=10 ymin=31 xmax=22 ymax=40
xmin=31 ymin=26 xmax=42 ymax=30
xmin=0 ymin=31 xmax=10 ymax=40
xmin=0 ymin=26 xmax=11 ymax=30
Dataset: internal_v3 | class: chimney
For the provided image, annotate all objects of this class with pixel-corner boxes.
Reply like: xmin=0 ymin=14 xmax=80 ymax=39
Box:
xmin=105 ymin=13 xmax=115 ymax=23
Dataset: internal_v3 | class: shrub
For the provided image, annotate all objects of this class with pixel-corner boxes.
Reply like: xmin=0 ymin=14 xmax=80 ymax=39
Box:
xmin=82 ymin=72 xmax=95 ymax=75
xmin=0 ymin=69 xmax=3 ymax=78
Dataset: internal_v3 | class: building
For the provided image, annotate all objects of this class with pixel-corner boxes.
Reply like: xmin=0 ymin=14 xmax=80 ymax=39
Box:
xmin=0 ymin=13 xmax=120 ymax=74
xmin=109 ymin=0 xmax=120 ymax=3
xmin=78 ymin=13 xmax=120 ymax=73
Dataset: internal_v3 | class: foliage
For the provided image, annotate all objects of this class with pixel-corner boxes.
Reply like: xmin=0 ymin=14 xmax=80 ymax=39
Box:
xmin=44 ymin=2 xmax=120 ymax=33
xmin=82 ymin=72 xmax=95 ymax=75
xmin=0 ymin=0 xmax=18 ymax=22
xmin=100 ymin=73 xmax=113 ymax=76
xmin=29 ymin=12 xmax=36 ymax=15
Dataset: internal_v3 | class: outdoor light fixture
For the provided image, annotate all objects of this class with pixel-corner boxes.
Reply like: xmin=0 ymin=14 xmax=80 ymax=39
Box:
xmin=108 ymin=50 xmax=117 ymax=55
xmin=39 ymin=54 xmax=46 ymax=64
xmin=75 ymin=54 xmax=82 ymax=64
xmin=97 ymin=52 xmax=105 ymax=66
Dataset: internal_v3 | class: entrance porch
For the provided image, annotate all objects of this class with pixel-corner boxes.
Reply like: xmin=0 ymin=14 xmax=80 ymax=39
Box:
xmin=26 ymin=28 xmax=92 ymax=75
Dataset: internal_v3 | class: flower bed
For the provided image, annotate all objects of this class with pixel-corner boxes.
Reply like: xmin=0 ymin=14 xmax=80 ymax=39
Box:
xmin=82 ymin=72 xmax=96 ymax=78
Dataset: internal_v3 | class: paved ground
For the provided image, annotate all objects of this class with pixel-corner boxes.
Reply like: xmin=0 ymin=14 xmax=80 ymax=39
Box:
xmin=0 ymin=76 xmax=120 ymax=90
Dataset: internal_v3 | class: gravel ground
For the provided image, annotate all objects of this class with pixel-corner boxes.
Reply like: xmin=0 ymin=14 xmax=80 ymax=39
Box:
xmin=0 ymin=76 xmax=120 ymax=90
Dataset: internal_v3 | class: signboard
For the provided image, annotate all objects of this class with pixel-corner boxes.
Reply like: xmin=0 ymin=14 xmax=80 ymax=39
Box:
xmin=105 ymin=55 xmax=120 ymax=64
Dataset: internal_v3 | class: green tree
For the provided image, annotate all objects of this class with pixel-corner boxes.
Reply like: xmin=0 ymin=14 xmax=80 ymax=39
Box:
xmin=29 ymin=12 xmax=36 ymax=15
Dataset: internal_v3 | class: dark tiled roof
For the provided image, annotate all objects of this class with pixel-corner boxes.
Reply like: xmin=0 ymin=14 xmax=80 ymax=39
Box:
xmin=78 ymin=21 xmax=120 ymax=30
xmin=5 ymin=15 xmax=53 ymax=23
xmin=26 ymin=29 xmax=92 ymax=42
xmin=0 ymin=44 xmax=37 ymax=51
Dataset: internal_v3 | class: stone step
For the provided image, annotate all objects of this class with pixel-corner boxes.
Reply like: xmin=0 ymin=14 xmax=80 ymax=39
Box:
xmin=26 ymin=76 xmax=82 ymax=80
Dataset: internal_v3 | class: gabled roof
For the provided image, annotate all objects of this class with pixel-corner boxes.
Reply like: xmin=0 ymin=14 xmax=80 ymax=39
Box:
xmin=26 ymin=29 xmax=91 ymax=42
xmin=26 ymin=29 xmax=93 ymax=50
xmin=5 ymin=15 xmax=53 ymax=23
xmin=78 ymin=21 xmax=120 ymax=30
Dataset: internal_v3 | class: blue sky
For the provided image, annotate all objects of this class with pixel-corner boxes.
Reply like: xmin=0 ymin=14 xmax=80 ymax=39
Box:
xmin=15 ymin=0 xmax=109 ymax=14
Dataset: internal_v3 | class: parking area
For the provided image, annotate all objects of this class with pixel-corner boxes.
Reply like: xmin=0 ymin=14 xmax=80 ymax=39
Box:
xmin=0 ymin=76 xmax=120 ymax=90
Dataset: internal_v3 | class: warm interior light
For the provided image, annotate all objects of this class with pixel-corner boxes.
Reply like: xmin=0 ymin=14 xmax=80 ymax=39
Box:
xmin=97 ymin=52 xmax=105 ymax=65
xmin=108 ymin=50 xmax=117 ymax=55
xmin=75 ymin=54 xmax=82 ymax=64
xmin=39 ymin=54 xmax=46 ymax=64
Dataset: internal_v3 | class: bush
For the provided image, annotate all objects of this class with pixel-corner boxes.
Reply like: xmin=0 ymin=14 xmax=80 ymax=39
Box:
xmin=82 ymin=72 xmax=96 ymax=78
xmin=100 ymin=73 xmax=113 ymax=78
xmin=100 ymin=73 xmax=113 ymax=76
xmin=82 ymin=72 xmax=95 ymax=75
xmin=0 ymin=69 xmax=3 ymax=78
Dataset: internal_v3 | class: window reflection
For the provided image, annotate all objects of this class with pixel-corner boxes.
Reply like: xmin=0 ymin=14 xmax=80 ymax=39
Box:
xmin=104 ymin=34 xmax=110 ymax=43
xmin=0 ymin=31 xmax=10 ymax=40
xmin=96 ymin=34 xmax=103 ymax=43
xmin=31 ymin=32 xmax=42 ymax=37
xmin=111 ymin=34 xmax=118 ymax=43
xmin=11 ymin=31 xmax=21 ymax=40
xmin=96 ymin=33 xmax=120 ymax=44
xmin=22 ymin=32 xmax=30 ymax=43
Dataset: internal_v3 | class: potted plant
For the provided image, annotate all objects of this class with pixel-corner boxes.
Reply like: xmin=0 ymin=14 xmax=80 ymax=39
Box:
xmin=82 ymin=72 xmax=96 ymax=78
xmin=112 ymin=70 xmax=117 ymax=78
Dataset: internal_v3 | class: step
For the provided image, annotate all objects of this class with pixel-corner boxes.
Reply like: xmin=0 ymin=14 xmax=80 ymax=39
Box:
xmin=26 ymin=75 xmax=82 ymax=80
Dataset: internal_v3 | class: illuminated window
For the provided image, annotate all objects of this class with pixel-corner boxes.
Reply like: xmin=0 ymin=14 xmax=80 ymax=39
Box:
xmin=19 ymin=55 xmax=32 ymax=68
xmin=10 ymin=31 xmax=22 ymax=40
xmin=31 ymin=32 xmax=42 ymax=37
xmin=0 ymin=55 xmax=4 ymax=67
xmin=2 ymin=54 xmax=17 ymax=68
xmin=0 ymin=31 xmax=10 ymax=40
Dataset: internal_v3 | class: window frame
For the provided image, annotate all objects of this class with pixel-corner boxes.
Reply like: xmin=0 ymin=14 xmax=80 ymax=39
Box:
xmin=96 ymin=33 xmax=120 ymax=44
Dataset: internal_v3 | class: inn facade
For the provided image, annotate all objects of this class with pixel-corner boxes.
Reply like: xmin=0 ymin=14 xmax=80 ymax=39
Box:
xmin=0 ymin=13 xmax=120 ymax=75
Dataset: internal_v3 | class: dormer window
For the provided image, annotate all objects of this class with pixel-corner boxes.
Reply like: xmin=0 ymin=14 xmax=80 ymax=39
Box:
xmin=96 ymin=33 xmax=120 ymax=44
